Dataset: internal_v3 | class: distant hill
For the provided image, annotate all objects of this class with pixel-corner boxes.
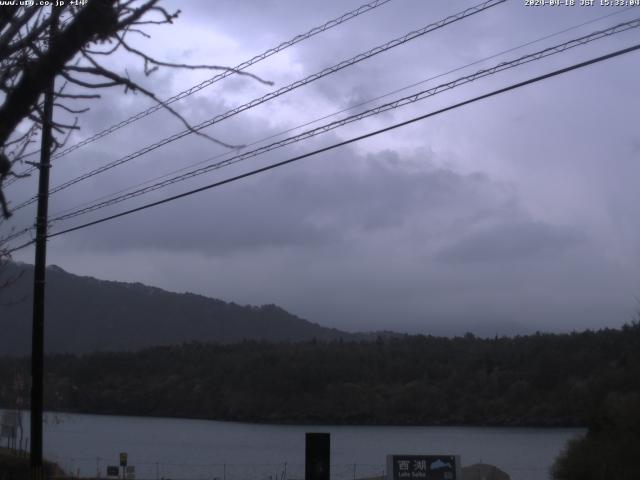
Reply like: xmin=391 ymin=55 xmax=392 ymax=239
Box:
xmin=0 ymin=262 xmax=353 ymax=355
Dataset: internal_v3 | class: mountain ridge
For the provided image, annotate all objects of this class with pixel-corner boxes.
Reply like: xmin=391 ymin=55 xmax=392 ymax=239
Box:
xmin=0 ymin=262 xmax=354 ymax=355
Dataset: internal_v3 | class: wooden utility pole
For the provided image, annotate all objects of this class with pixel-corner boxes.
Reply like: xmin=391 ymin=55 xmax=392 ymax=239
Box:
xmin=30 ymin=8 xmax=57 ymax=480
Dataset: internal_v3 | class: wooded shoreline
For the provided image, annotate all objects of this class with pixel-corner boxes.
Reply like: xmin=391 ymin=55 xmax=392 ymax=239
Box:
xmin=1 ymin=325 xmax=638 ymax=428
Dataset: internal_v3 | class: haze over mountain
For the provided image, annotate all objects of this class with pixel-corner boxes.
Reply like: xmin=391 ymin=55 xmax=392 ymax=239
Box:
xmin=0 ymin=262 xmax=352 ymax=355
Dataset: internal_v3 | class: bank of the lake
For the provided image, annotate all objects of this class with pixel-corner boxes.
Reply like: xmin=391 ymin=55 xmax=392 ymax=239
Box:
xmin=6 ymin=410 xmax=584 ymax=480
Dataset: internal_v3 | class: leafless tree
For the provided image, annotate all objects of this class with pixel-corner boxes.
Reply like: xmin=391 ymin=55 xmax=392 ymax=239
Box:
xmin=0 ymin=0 xmax=270 ymax=220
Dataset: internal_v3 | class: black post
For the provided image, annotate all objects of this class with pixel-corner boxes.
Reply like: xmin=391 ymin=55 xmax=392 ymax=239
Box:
xmin=30 ymin=9 xmax=56 ymax=480
xmin=305 ymin=433 xmax=330 ymax=480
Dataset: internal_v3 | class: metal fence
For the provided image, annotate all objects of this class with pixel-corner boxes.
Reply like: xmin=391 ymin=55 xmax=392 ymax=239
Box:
xmin=47 ymin=458 xmax=386 ymax=480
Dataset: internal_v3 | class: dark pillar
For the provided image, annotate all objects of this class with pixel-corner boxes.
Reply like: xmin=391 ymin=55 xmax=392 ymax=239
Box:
xmin=30 ymin=8 xmax=57 ymax=480
xmin=305 ymin=433 xmax=330 ymax=480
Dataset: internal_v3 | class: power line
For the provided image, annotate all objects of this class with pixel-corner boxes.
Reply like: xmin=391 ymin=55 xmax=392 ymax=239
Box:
xmin=5 ymin=0 xmax=395 ymax=184
xmin=45 ymin=18 xmax=640 ymax=224
xmin=3 ymin=10 xmax=634 ymax=243
xmin=7 ymin=41 xmax=639 ymax=254
xmin=46 ymin=6 xmax=638 ymax=222
xmin=8 ymin=0 xmax=506 ymax=212
xmin=0 ymin=226 xmax=33 ymax=245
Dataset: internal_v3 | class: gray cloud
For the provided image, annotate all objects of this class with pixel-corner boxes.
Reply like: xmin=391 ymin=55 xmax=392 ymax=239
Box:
xmin=437 ymin=220 xmax=584 ymax=264
xmin=5 ymin=0 xmax=640 ymax=335
xmin=50 ymin=146 xmax=521 ymax=255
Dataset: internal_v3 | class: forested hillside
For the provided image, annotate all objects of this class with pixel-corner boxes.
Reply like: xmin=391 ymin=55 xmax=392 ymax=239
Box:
xmin=1 ymin=325 xmax=638 ymax=427
xmin=0 ymin=262 xmax=351 ymax=355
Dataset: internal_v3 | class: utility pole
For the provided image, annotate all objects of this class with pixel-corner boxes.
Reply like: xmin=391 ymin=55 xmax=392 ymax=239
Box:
xmin=30 ymin=7 xmax=57 ymax=480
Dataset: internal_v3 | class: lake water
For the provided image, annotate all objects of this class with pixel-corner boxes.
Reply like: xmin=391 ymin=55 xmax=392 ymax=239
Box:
xmin=7 ymin=411 xmax=583 ymax=480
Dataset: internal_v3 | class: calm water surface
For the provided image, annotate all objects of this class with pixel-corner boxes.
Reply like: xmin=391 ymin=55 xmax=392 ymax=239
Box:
xmin=14 ymin=412 xmax=583 ymax=480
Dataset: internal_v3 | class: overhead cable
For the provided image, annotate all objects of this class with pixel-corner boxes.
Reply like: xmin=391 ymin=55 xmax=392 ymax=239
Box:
xmin=48 ymin=6 xmax=639 ymax=221
xmin=46 ymin=18 xmax=640 ymax=223
xmin=9 ymin=0 xmax=506 ymax=211
xmin=6 ymin=0 xmax=396 ymax=183
xmin=7 ymin=41 xmax=639 ymax=254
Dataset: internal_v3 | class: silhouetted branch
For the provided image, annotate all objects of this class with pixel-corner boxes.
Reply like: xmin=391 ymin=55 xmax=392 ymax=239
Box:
xmin=0 ymin=0 xmax=272 ymax=219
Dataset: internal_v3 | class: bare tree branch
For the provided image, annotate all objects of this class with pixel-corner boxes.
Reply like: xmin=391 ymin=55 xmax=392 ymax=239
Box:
xmin=115 ymin=35 xmax=274 ymax=86
xmin=0 ymin=0 xmax=120 ymax=146
xmin=79 ymin=52 xmax=244 ymax=149
xmin=0 ymin=0 xmax=272 ymax=220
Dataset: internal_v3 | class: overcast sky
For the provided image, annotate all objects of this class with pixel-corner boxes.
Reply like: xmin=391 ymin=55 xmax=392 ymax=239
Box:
xmin=4 ymin=0 xmax=640 ymax=335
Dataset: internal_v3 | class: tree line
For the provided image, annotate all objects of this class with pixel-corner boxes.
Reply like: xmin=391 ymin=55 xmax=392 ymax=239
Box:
xmin=1 ymin=324 xmax=638 ymax=427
